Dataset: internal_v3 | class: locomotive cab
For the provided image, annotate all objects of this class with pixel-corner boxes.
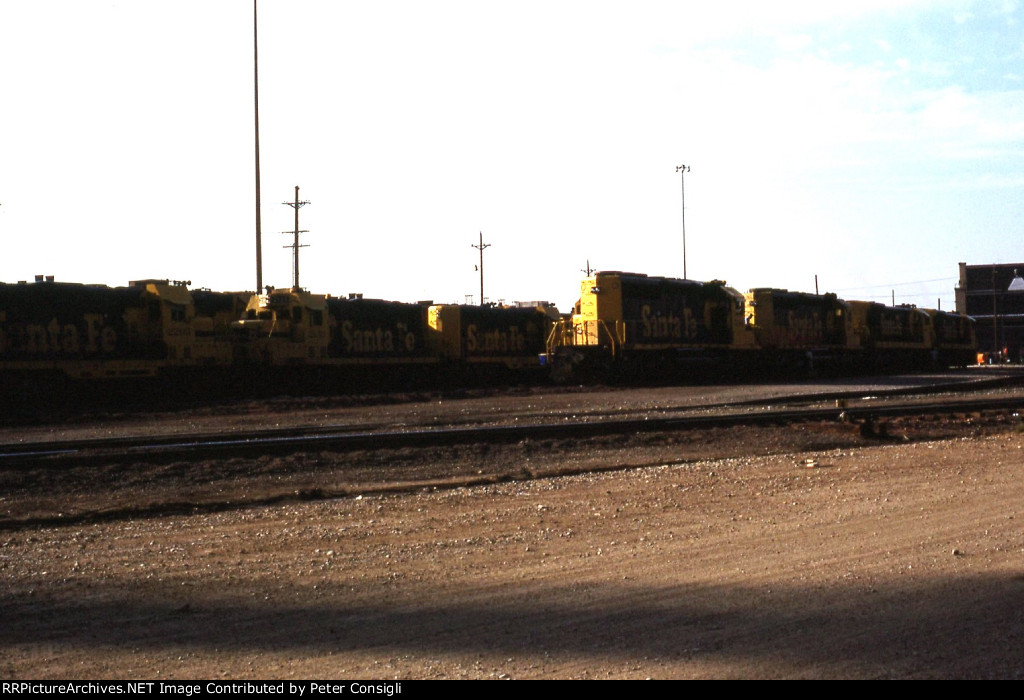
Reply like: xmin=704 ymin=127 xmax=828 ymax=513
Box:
xmin=233 ymin=287 xmax=330 ymax=364
xmin=128 ymin=280 xmax=233 ymax=366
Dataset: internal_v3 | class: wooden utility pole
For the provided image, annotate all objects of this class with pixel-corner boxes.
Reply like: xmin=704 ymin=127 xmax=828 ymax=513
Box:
xmin=471 ymin=232 xmax=491 ymax=306
xmin=281 ymin=186 xmax=310 ymax=289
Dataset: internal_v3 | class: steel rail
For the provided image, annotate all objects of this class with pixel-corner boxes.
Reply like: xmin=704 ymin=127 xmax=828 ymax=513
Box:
xmin=2 ymin=394 xmax=1023 ymax=470
xmin=2 ymin=370 xmax=1019 ymax=460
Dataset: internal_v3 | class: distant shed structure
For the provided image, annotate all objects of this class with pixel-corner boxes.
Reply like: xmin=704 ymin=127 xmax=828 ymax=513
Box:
xmin=956 ymin=262 xmax=1024 ymax=360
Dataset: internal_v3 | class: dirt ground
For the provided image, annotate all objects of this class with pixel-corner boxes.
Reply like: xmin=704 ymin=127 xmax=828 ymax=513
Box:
xmin=2 ymin=385 xmax=1024 ymax=679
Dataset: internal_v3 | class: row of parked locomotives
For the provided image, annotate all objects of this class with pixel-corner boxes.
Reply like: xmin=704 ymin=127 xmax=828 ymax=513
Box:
xmin=0 ymin=278 xmax=559 ymax=410
xmin=0 ymin=270 xmax=977 ymax=410
xmin=545 ymin=271 xmax=977 ymax=380
xmin=231 ymin=286 xmax=554 ymax=380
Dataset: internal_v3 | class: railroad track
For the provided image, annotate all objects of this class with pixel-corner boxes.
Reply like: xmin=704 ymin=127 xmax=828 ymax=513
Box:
xmin=4 ymin=375 xmax=1023 ymax=531
xmin=4 ymin=391 xmax=1023 ymax=470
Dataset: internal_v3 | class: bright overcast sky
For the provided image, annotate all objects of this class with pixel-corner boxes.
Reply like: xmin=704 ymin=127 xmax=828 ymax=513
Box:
xmin=1 ymin=0 xmax=1022 ymax=310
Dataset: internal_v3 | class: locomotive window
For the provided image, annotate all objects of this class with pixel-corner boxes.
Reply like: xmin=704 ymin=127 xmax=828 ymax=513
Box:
xmin=310 ymin=309 xmax=323 ymax=326
xmin=170 ymin=304 xmax=186 ymax=323
xmin=292 ymin=306 xmax=303 ymax=322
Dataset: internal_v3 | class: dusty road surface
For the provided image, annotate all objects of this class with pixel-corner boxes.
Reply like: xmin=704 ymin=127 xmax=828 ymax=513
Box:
xmin=2 ymin=385 xmax=1024 ymax=679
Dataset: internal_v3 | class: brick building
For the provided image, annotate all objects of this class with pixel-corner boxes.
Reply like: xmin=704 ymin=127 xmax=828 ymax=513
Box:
xmin=955 ymin=262 xmax=1024 ymax=360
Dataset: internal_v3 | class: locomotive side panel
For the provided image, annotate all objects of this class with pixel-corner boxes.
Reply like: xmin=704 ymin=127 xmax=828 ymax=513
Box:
xmin=874 ymin=305 xmax=929 ymax=346
xmin=617 ymin=275 xmax=735 ymax=349
xmin=846 ymin=300 xmax=932 ymax=370
xmin=745 ymin=289 xmax=848 ymax=350
xmin=0 ymin=282 xmax=164 ymax=363
xmin=848 ymin=301 xmax=931 ymax=349
xmin=327 ymin=298 xmax=434 ymax=361
xmin=457 ymin=306 xmax=550 ymax=360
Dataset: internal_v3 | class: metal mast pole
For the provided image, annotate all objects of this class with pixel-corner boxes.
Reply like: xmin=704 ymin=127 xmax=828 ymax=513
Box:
xmin=472 ymin=232 xmax=491 ymax=306
xmin=993 ymin=266 xmax=999 ymax=358
xmin=254 ymin=0 xmax=264 ymax=293
xmin=282 ymin=186 xmax=310 ymax=289
xmin=676 ymin=164 xmax=690 ymax=280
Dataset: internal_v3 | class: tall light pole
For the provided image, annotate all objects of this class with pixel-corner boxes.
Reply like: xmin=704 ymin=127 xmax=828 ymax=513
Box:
xmin=676 ymin=164 xmax=690 ymax=280
xmin=253 ymin=0 xmax=264 ymax=293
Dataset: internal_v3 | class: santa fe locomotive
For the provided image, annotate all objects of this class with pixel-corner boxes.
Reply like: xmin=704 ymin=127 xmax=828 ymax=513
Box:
xmin=0 ymin=278 xmax=557 ymax=405
xmin=544 ymin=271 xmax=976 ymax=380
xmin=0 ymin=270 xmax=976 ymax=408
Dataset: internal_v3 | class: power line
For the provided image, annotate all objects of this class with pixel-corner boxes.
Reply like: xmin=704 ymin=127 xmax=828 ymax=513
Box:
xmin=861 ymin=292 xmax=951 ymax=300
xmin=831 ymin=277 xmax=956 ymax=292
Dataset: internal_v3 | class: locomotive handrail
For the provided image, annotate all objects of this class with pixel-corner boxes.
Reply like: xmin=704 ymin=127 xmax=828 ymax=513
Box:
xmin=544 ymin=322 xmax=561 ymax=357
xmin=602 ymin=320 xmax=620 ymax=359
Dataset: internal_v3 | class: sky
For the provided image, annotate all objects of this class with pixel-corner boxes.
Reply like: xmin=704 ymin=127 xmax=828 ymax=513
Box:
xmin=1 ymin=0 xmax=1022 ymax=311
